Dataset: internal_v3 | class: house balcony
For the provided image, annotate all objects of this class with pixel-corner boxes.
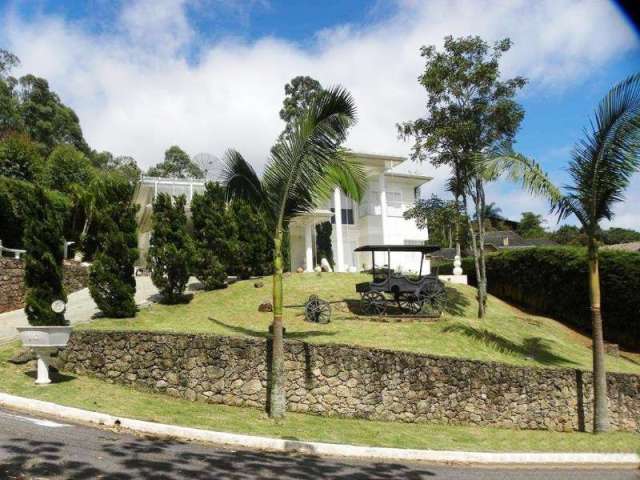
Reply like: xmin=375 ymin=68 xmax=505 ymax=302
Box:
xmin=358 ymin=200 xmax=414 ymax=218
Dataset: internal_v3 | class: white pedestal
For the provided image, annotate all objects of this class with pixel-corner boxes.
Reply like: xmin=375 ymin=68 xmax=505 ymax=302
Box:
xmin=438 ymin=274 xmax=468 ymax=285
xmin=35 ymin=350 xmax=52 ymax=385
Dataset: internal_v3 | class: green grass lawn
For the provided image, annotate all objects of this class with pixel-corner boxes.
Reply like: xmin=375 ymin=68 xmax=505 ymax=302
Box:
xmin=81 ymin=273 xmax=640 ymax=374
xmin=0 ymin=341 xmax=638 ymax=453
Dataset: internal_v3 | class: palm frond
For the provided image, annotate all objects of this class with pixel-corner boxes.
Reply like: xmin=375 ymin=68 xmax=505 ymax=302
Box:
xmin=311 ymin=151 xmax=368 ymax=205
xmin=262 ymin=86 xmax=358 ymax=224
xmin=483 ymin=145 xmax=566 ymax=217
xmin=567 ymin=72 xmax=640 ymax=225
xmin=221 ymin=149 xmax=267 ymax=210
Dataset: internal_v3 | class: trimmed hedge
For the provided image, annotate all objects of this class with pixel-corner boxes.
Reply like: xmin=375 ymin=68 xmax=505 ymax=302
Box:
xmin=440 ymin=247 xmax=640 ymax=350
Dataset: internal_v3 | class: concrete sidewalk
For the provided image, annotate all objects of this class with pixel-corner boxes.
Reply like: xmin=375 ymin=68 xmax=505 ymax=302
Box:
xmin=0 ymin=276 xmax=162 ymax=344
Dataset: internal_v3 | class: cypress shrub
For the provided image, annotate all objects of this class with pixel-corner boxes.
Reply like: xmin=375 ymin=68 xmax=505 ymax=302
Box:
xmin=442 ymin=247 xmax=640 ymax=350
xmin=23 ymin=187 xmax=67 ymax=326
xmin=88 ymin=176 xmax=138 ymax=317
xmin=191 ymin=182 xmax=236 ymax=289
xmin=230 ymin=198 xmax=272 ymax=279
xmin=149 ymin=193 xmax=193 ymax=303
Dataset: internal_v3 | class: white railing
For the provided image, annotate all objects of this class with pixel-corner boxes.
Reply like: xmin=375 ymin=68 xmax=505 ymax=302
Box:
xmin=0 ymin=240 xmax=76 ymax=260
xmin=0 ymin=240 xmax=25 ymax=259
xmin=358 ymin=200 xmax=415 ymax=218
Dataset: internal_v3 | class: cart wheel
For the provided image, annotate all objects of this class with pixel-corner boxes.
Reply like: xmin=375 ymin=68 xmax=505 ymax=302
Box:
xmin=304 ymin=295 xmax=331 ymax=323
xmin=424 ymin=288 xmax=447 ymax=315
xmin=361 ymin=291 xmax=386 ymax=316
xmin=397 ymin=292 xmax=425 ymax=314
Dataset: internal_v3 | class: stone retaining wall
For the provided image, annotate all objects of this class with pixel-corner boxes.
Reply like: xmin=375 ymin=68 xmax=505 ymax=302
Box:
xmin=0 ymin=258 xmax=89 ymax=313
xmin=60 ymin=330 xmax=640 ymax=432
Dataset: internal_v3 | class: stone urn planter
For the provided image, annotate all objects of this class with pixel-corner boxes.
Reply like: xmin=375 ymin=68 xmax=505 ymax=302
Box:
xmin=17 ymin=326 xmax=71 ymax=385
xmin=18 ymin=298 xmax=71 ymax=385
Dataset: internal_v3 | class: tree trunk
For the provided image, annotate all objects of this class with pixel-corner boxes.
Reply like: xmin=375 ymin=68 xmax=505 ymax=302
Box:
xmin=269 ymin=229 xmax=286 ymax=419
xmin=476 ymin=179 xmax=488 ymax=316
xmin=588 ymin=238 xmax=609 ymax=433
xmin=463 ymin=193 xmax=484 ymax=318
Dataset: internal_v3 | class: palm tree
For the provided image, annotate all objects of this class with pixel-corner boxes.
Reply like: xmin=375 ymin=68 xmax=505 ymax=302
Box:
xmin=490 ymin=73 xmax=640 ymax=432
xmin=223 ymin=86 xmax=367 ymax=418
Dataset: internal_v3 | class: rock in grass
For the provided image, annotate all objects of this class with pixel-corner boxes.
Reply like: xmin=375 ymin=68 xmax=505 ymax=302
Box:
xmin=8 ymin=348 xmax=36 ymax=364
xmin=254 ymin=281 xmax=264 ymax=288
xmin=258 ymin=301 xmax=273 ymax=312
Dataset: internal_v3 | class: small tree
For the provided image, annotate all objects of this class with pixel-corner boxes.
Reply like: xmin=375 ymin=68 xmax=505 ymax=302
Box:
xmin=517 ymin=211 xmax=546 ymax=238
xmin=23 ymin=187 xmax=67 ymax=326
xmin=149 ymin=193 xmax=193 ymax=303
xmin=191 ymin=182 xmax=237 ymax=289
xmin=491 ymin=72 xmax=640 ymax=432
xmin=0 ymin=132 xmax=43 ymax=182
xmin=88 ymin=175 xmax=138 ymax=317
xmin=232 ymin=199 xmax=272 ymax=278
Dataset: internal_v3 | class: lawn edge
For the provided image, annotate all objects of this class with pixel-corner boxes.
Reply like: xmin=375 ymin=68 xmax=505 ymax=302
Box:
xmin=0 ymin=391 xmax=638 ymax=467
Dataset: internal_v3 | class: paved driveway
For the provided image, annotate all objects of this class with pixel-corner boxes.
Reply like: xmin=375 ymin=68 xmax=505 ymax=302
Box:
xmin=0 ymin=276 xmax=169 ymax=344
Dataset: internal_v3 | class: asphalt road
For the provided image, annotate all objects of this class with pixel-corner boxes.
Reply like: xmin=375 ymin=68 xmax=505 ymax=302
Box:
xmin=0 ymin=408 xmax=637 ymax=480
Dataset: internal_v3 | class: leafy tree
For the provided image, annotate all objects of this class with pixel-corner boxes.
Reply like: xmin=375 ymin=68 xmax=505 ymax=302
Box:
xmin=602 ymin=227 xmax=640 ymax=245
xmin=279 ymin=76 xmax=324 ymax=136
xmin=0 ymin=132 xmax=43 ymax=181
xmin=87 ymin=176 xmax=138 ymax=317
xmin=231 ymin=198 xmax=272 ymax=278
xmin=315 ymin=221 xmax=333 ymax=267
xmin=493 ymin=73 xmax=640 ymax=432
xmin=550 ymin=225 xmax=585 ymax=245
xmin=147 ymin=145 xmax=204 ymax=178
xmin=23 ymin=187 xmax=67 ymax=326
xmin=398 ymin=35 xmax=527 ymax=318
xmin=91 ymin=151 xmax=141 ymax=182
xmin=148 ymin=193 xmax=194 ymax=303
xmin=191 ymin=182 xmax=237 ymax=289
xmin=404 ymin=195 xmax=466 ymax=248
xmin=517 ymin=211 xmax=546 ymax=238
xmin=224 ymin=86 xmax=365 ymax=418
xmin=43 ymin=144 xmax=94 ymax=194
xmin=0 ymin=50 xmax=22 ymax=135
xmin=16 ymin=74 xmax=89 ymax=155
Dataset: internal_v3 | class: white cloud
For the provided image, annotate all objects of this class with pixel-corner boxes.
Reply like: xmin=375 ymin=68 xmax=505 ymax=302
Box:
xmin=1 ymin=0 xmax=638 ymax=227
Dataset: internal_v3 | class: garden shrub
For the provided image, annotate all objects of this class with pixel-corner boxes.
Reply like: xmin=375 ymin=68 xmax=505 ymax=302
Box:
xmin=230 ymin=198 xmax=272 ymax=279
xmin=441 ymin=247 xmax=640 ymax=350
xmin=88 ymin=175 xmax=138 ymax=317
xmin=23 ymin=187 xmax=67 ymax=326
xmin=149 ymin=193 xmax=193 ymax=303
xmin=315 ymin=221 xmax=333 ymax=268
xmin=191 ymin=182 xmax=236 ymax=289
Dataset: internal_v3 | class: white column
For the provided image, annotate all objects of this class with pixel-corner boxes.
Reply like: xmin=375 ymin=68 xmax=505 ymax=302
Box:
xmin=333 ymin=188 xmax=344 ymax=272
xmin=378 ymin=173 xmax=387 ymax=244
xmin=304 ymin=221 xmax=314 ymax=272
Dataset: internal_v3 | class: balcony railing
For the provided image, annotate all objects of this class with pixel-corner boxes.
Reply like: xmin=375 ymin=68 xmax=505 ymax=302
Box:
xmin=358 ymin=200 xmax=414 ymax=218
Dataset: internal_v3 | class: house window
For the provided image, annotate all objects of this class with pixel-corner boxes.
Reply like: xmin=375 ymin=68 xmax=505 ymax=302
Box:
xmin=330 ymin=208 xmax=354 ymax=225
xmin=387 ymin=191 xmax=402 ymax=204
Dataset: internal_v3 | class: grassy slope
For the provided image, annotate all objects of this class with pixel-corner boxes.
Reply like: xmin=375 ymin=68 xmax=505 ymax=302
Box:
xmin=0 ymin=341 xmax=638 ymax=453
xmin=81 ymin=273 xmax=640 ymax=374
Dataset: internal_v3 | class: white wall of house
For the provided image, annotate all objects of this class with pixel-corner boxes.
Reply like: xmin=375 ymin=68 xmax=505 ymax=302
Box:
xmin=289 ymin=153 xmax=432 ymax=274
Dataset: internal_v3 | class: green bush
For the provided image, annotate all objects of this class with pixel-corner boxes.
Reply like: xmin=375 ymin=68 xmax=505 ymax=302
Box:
xmin=149 ymin=193 xmax=193 ymax=303
xmin=23 ymin=187 xmax=67 ymax=326
xmin=0 ymin=177 xmax=69 ymax=249
xmin=230 ymin=198 xmax=272 ymax=279
xmin=191 ymin=183 xmax=236 ymax=289
xmin=441 ymin=247 xmax=640 ymax=350
xmin=88 ymin=176 xmax=138 ymax=317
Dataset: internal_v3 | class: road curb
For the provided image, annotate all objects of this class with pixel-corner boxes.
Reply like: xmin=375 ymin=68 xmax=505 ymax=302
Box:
xmin=0 ymin=391 xmax=638 ymax=467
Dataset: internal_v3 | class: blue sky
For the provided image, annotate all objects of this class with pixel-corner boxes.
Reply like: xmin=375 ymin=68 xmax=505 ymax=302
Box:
xmin=2 ymin=0 xmax=640 ymax=228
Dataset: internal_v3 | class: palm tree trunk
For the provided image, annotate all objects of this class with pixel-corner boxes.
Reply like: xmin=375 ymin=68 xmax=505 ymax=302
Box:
xmin=588 ymin=238 xmax=609 ymax=433
xmin=269 ymin=228 xmax=286 ymax=418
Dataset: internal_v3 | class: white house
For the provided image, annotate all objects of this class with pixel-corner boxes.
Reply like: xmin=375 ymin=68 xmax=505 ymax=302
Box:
xmin=288 ymin=152 xmax=432 ymax=274
xmin=133 ymin=152 xmax=433 ymax=273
